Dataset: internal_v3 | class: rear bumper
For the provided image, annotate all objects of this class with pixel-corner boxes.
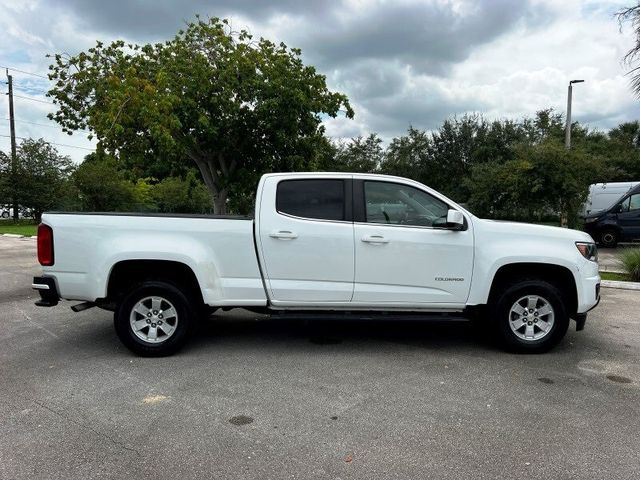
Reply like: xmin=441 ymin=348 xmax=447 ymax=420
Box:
xmin=32 ymin=276 xmax=60 ymax=307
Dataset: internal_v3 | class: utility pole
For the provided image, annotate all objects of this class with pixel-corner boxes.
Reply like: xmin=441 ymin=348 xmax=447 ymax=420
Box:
xmin=5 ymin=69 xmax=18 ymax=220
xmin=564 ymin=79 xmax=584 ymax=149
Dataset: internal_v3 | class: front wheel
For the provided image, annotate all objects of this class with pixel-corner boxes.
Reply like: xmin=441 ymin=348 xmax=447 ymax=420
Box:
xmin=599 ymin=229 xmax=618 ymax=248
xmin=491 ymin=279 xmax=569 ymax=353
xmin=114 ymin=280 xmax=196 ymax=356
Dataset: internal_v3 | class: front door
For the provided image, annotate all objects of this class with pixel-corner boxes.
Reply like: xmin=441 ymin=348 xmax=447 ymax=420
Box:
xmin=257 ymin=177 xmax=355 ymax=304
xmin=618 ymin=193 xmax=640 ymax=240
xmin=352 ymin=180 xmax=473 ymax=307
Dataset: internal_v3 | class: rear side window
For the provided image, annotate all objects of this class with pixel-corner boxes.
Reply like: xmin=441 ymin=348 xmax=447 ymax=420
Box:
xmin=276 ymin=179 xmax=345 ymax=221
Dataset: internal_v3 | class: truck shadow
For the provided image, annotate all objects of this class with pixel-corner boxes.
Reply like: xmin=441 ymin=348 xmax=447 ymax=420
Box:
xmin=187 ymin=309 xmax=496 ymax=354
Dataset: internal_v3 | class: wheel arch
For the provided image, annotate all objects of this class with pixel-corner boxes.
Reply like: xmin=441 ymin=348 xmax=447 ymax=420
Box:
xmin=105 ymin=259 xmax=204 ymax=307
xmin=488 ymin=263 xmax=578 ymax=317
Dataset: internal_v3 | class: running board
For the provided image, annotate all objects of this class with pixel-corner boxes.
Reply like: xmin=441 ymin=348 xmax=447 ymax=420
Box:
xmin=268 ymin=311 xmax=469 ymax=322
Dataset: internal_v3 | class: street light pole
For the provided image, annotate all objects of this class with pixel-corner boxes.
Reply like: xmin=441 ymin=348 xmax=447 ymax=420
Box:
xmin=565 ymin=79 xmax=584 ymax=149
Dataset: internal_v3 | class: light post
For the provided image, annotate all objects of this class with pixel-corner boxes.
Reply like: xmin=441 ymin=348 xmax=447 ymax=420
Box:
xmin=565 ymin=79 xmax=584 ymax=149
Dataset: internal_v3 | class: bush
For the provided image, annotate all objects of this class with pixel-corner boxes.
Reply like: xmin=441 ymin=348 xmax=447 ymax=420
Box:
xmin=72 ymin=157 xmax=137 ymax=211
xmin=152 ymin=171 xmax=212 ymax=214
xmin=621 ymin=248 xmax=640 ymax=281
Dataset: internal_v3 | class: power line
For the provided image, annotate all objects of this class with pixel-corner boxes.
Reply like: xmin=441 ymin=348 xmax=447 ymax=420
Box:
xmin=12 ymin=83 xmax=50 ymax=95
xmin=11 ymin=94 xmax=55 ymax=105
xmin=0 ymin=134 xmax=95 ymax=151
xmin=0 ymin=65 xmax=48 ymax=79
xmin=0 ymin=117 xmax=90 ymax=133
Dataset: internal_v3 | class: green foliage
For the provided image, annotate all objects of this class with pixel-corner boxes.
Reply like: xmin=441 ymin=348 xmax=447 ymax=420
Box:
xmin=153 ymin=171 xmax=213 ymax=214
xmin=0 ymin=222 xmax=38 ymax=236
xmin=381 ymin=127 xmax=431 ymax=181
xmin=621 ymin=248 xmax=640 ymax=281
xmin=330 ymin=134 xmax=383 ymax=173
xmin=0 ymin=138 xmax=74 ymax=221
xmin=47 ymin=16 xmax=353 ymax=213
xmin=132 ymin=178 xmax=156 ymax=211
xmin=466 ymin=141 xmax=602 ymax=227
xmin=330 ymin=110 xmax=638 ymax=227
xmin=72 ymin=156 xmax=137 ymax=211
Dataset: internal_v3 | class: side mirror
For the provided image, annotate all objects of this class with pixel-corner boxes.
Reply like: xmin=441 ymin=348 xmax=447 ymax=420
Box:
xmin=613 ymin=204 xmax=622 ymax=214
xmin=446 ymin=209 xmax=465 ymax=230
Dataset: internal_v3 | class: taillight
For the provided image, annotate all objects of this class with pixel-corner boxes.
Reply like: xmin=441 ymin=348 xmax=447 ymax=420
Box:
xmin=37 ymin=224 xmax=54 ymax=266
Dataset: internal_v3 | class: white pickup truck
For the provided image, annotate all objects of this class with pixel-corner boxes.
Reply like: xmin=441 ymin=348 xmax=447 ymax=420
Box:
xmin=33 ymin=172 xmax=600 ymax=355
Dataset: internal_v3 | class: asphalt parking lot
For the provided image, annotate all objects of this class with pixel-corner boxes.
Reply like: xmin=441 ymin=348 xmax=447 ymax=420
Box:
xmin=1 ymin=236 xmax=639 ymax=479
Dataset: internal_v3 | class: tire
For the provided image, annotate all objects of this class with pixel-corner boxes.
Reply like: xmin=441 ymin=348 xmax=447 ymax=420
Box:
xmin=114 ymin=280 xmax=196 ymax=356
xmin=599 ymin=229 xmax=618 ymax=248
xmin=1 ymin=211 xmax=8 ymax=219
xmin=490 ymin=279 xmax=570 ymax=353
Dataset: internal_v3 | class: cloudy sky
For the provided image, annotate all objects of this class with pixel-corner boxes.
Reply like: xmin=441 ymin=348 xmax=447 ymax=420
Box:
xmin=0 ymin=0 xmax=639 ymax=162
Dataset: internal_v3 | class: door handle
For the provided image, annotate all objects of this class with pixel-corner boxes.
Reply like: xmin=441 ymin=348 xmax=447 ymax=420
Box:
xmin=361 ymin=234 xmax=389 ymax=244
xmin=269 ymin=230 xmax=298 ymax=240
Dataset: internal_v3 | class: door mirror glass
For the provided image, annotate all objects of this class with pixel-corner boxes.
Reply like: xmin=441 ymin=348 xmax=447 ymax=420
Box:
xmin=446 ymin=209 xmax=465 ymax=230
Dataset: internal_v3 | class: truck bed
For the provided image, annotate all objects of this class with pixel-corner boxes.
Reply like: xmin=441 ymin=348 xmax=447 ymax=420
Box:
xmin=40 ymin=212 xmax=267 ymax=307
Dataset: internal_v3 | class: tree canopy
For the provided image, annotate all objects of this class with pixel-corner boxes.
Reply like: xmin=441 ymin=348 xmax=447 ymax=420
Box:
xmin=47 ymin=16 xmax=353 ymax=213
xmin=0 ymin=138 xmax=73 ymax=221
xmin=617 ymin=3 xmax=640 ymax=95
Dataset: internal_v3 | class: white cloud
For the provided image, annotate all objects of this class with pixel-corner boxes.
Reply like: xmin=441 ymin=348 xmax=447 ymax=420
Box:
xmin=0 ymin=0 xmax=638 ymax=163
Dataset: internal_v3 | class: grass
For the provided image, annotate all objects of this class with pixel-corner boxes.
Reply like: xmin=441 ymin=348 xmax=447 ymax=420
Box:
xmin=600 ymin=271 xmax=633 ymax=282
xmin=0 ymin=222 xmax=38 ymax=236
xmin=620 ymin=248 xmax=640 ymax=281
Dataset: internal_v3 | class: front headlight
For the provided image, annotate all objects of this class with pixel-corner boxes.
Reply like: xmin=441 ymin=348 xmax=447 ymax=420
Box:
xmin=576 ymin=242 xmax=598 ymax=262
xmin=583 ymin=216 xmax=599 ymax=224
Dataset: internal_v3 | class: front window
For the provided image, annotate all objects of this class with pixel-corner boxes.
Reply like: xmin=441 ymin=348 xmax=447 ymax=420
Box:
xmin=364 ymin=181 xmax=449 ymax=227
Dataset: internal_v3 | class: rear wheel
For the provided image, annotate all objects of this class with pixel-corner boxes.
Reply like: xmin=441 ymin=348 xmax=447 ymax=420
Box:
xmin=114 ymin=280 xmax=196 ymax=356
xmin=491 ymin=279 xmax=569 ymax=353
xmin=599 ymin=228 xmax=618 ymax=248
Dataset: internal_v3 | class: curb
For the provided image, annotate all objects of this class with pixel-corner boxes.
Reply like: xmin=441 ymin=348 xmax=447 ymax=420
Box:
xmin=601 ymin=279 xmax=640 ymax=291
xmin=0 ymin=234 xmax=37 ymax=239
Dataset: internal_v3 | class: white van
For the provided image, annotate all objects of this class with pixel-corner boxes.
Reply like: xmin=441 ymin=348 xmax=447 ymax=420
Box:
xmin=583 ymin=182 xmax=640 ymax=215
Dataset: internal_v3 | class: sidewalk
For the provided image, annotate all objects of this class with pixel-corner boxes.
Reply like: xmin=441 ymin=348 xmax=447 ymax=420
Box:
xmin=598 ymin=248 xmax=625 ymax=274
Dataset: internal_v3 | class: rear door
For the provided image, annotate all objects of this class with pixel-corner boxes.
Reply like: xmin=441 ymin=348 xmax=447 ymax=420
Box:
xmin=257 ymin=176 xmax=355 ymax=304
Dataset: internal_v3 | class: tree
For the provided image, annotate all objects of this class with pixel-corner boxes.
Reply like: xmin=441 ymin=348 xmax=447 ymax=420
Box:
xmin=0 ymin=150 xmax=10 ymax=209
xmin=72 ymin=155 xmax=136 ymax=211
xmin=331 ymin=134 xmax=383 ymax=173
xmin=153 ymin=170 xmax=213 ymax=214
xmin=466 ymin=140 xmax=603 ymax=227
xmin=0 ymin=138 xmax=73 ymax=221
xmin=47 ymin=16 xmax=353 ymax=214
xmin=617 ymin=3 xmax=640 ymax=95
xmin=381 ymin=127 xmax=431 ymax=182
